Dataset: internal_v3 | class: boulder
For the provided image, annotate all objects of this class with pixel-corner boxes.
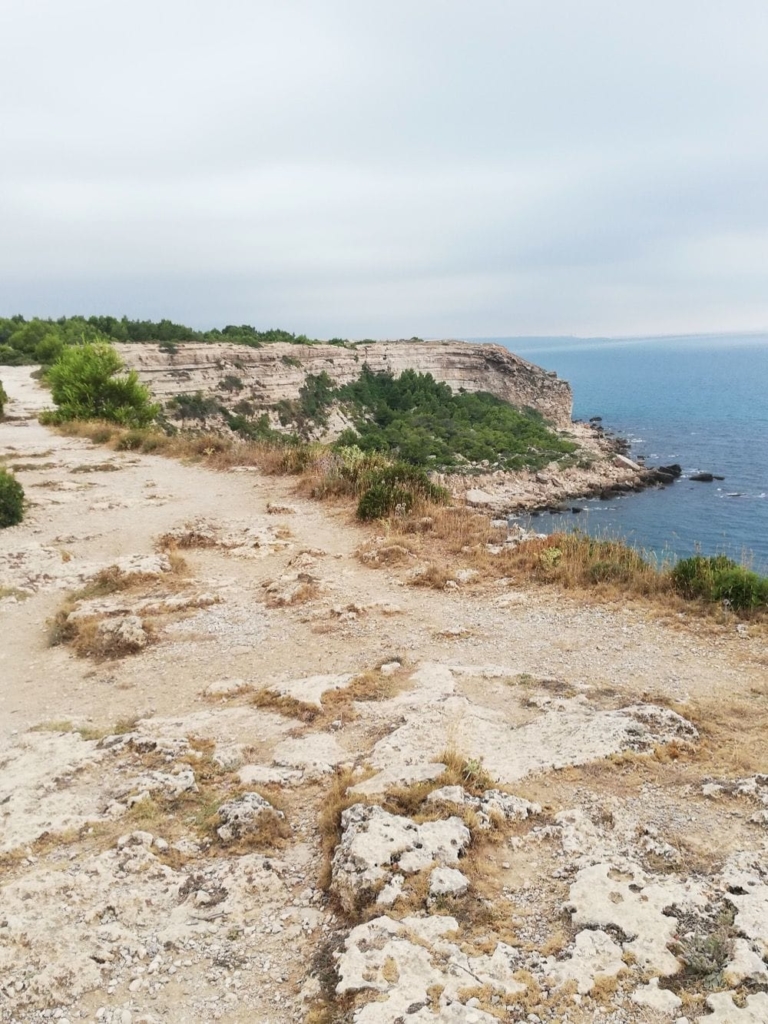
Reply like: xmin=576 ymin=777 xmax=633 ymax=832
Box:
xmin=95 ymin=614 xmax=149 ymax=654
xmin=429 ymin=867 xmax=469 ymax=898
xmin=657 ymin=464 xmax=682 ymax=478
xmin=216 ymin=791 xmax=284 ymax=844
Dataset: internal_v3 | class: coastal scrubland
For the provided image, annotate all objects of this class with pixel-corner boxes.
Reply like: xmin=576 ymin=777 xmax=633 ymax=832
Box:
xmin=53 ymin=414 xmax=768 ymax=617
xmin=3 ymin=362 xmax=768 ymax=1023
xmin=29 ymin=335 xmax=765 ymax=615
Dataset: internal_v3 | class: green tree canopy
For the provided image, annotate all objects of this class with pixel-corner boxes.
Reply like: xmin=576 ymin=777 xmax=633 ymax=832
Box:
xmin=46 ymin=343 xmax=158 ymax=426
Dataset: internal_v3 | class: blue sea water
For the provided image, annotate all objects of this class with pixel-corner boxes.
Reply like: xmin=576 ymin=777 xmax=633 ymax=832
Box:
xmin=483 ymin=335 xmax=768 ymax=572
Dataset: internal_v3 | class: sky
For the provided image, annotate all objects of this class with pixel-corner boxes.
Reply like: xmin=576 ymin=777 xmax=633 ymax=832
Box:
xmin=2 ymin=0 xmax=768 ymax=339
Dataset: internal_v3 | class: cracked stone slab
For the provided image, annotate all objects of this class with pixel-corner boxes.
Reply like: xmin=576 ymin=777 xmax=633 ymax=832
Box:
xmin=360 ymin=664 xmax=698 ymax=790
xmin=565 ymin=861 xmax=707 ymax=975
xmin=722 ymin=851 xmax=768 ymax=955
xmin=544 ymin=928 xmax=625 ymax=995
xmin=336 ymin=915 xmax=524 ymax=1023
xmin=272 ymin=672 xmax=353 ymax=708
xmin=631 ymin=978 xmax=683 ymax=1013
xmin=723 ymin=938 xmax=768 ymax=986
xmin=330 ymin=804 xmax=471 ymax=913
xmin=700 ymin=992 xmax=768 ymax=1023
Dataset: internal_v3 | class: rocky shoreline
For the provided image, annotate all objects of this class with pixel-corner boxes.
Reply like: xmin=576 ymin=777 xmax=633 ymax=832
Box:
xmin=438 ymin=420 xmax=683 ymax=516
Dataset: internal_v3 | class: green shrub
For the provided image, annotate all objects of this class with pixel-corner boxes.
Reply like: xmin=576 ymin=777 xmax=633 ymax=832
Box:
xmin=168 ymin=391 xmax=220 ymax=421
xmin=356 ymin=462 xmax=449 ymax=521
xmin=46 ymin=343 xmax=158 ymax=426
xmin=115 ymin=430 xmax=147 ymax=451
xmin=0 ymin=379 xmax=7 ymax=417
xmin=336 ymin=366 xmax=576 ymax=470
xmin=0 ymin=469 xmax=24 ymax=528
xmin=671 ymin=554 xmax=768 ymax=610
xmin=711 ymin=566 xmax=768 ymax=610
xmin=357 ymin=483 xmax=416 ymax=520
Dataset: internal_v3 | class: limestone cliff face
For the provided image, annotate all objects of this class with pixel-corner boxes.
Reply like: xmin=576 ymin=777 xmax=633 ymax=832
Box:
xmin=117 ymin=340 xmax=573 ymax=428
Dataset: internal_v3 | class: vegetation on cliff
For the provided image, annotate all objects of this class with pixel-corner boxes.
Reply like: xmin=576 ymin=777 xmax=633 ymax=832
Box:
xmin=333 ymin=366 xmax=576 ymax=470
xmin=165 ymin=366 xmax=575 ymax=472
xmin=0 ymin=314 xmax=365 ymax=364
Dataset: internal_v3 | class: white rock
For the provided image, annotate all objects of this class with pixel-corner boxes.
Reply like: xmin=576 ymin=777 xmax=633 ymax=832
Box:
xmin=722 ymin=852 xmax=768 ymax=955
xmin=95 ymin=614 xmax=149 ymax=652
xmin=272 ymin=672 xmax=353 ymax=708
xmin=216 ymin=791 xmax=284 ymax=844
xmin=426 ymin=786 xmax=468 ymax=807
xmin=565 ymin=861 xmax=706 ymax=975
xmin=202 ymin=678 xmax=251 ymax=697
xmin=429 ymin=867 xmax=469 ymax=898
xmin=379 ymin=661 xmax=402 ymax=677
xmin=350 ymin=762 xmax=446 ymax=797
xmin=465 ymin=489 xmax=495 ymax=507
xmin=546 ymin=929 xmax=625 ymax=995
xmin=376 ymin=874 xmax=405 ymax=907
xmin=336 ymin=915 xmax=509 ymax=1023
xmin=701 ymin=992 xmax=768 ymax=1023
xmin=723 ymin=938 xmax=768 ymax=985
xmin=238 ymin=764 xmax=302 ymax=786
xmin=330 ymin=804 xmax=471 ymax=913
xmin=631 ymin=978 xmax=682 ymax=1012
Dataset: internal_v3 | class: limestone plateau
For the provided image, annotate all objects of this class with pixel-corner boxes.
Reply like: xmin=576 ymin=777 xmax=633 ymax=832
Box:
xmin=118 ymin=339 xmax=574 ymax=430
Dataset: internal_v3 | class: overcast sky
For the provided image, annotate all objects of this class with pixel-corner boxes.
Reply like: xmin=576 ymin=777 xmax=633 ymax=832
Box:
xmin=2 ymin=1 xmax=767 ymax=338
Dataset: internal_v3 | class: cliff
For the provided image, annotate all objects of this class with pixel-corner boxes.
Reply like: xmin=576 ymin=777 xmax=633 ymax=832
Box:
xmin=116 ymin=340 xmax=574 ymax=429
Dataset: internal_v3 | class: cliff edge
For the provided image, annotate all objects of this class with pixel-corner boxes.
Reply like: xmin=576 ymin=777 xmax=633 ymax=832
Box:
xmin=117 ymin=339 xmax=574 ymax=429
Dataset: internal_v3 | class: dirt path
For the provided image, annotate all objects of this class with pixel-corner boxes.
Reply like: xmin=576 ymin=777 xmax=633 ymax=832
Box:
xmin=2 ymin=367 xmax=767 ymax=1024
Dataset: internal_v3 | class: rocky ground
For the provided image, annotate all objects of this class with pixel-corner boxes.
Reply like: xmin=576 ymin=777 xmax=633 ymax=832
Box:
xmin=1 ymin=366 xmax=767 ymax=1024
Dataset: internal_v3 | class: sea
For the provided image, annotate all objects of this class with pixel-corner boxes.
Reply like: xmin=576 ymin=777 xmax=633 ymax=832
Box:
xmin=479 ymin=334 xmax=768 ymax=573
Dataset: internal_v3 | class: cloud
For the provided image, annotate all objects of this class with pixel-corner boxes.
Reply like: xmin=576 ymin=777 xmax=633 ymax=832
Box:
xmin=1 ymin=0 xmax=767 ymax=335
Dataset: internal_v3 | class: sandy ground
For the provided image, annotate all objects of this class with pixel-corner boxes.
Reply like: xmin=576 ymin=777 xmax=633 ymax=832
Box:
xmin=1 ymin=366 xmax=767 ymax=1024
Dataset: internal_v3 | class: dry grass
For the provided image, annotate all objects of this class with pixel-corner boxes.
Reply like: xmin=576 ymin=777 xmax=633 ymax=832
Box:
xmin=47 ymin=558 xmax=188 ymax=659
xmin=70 ymin=461 xmax=122 ymax=473
xmin=30 ymin=714 xmax=140 ymax=741
xmin=318 ymin=767 xmax=367 ymax=890
xmin=356 ymin=537 xmax=421 ymax=567
xmin=251 ymin=665 xmax=410 ymax=729
xmin=410 ymin=563 xmax=456 ymax=590
xmin=9 ymin=461 xmax=57 ymax=471
xmin=52 ymin=420 xmax=768 ymax=624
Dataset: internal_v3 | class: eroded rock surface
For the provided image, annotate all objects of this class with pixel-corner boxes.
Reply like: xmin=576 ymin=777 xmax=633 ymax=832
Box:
xmin=330 ymin=804 xmax=471 ymax=912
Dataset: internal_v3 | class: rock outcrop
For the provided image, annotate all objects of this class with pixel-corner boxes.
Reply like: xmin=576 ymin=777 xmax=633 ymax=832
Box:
xmin=117 ymin=339 xmax=574 ymax=428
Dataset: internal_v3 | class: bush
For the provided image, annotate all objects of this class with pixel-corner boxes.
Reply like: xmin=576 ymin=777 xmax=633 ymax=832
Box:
xmin=0 ymin=379 xmax=7 ymax=417
xmin=712 ymin=566 xmax=768 ymax=610
xmin=0 ymin=469 xmax=24 ymax=528
xmin=357 ymin=482 xmax=417 ymax=520
xmin=671 ymin=554 xmax=768 ymax=610
xmin=356 ymin=462 xmax=449 ymax=521
xmin=168 ymin=391 xmax=220 ymax=421
xmin=46 ymin=343 xmax=158 ymax=426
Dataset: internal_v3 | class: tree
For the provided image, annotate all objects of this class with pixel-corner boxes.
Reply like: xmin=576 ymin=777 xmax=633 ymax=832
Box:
xmin=46 ymin=343 xmax=158 ymax=426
